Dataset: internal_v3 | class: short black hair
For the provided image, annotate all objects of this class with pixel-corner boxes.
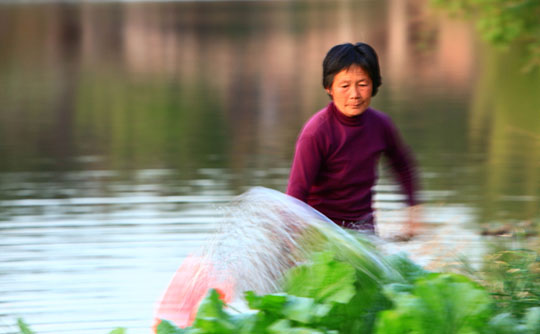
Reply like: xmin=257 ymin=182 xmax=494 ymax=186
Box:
xmin=322 ymin=42 xmax=382 ymax=96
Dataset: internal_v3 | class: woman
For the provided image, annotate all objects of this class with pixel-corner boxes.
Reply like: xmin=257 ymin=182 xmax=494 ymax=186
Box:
xmin=286 ymin=42 xmax=420 ymax=238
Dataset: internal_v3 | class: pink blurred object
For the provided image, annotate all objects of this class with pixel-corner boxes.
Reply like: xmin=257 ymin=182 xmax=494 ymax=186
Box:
xmin=153 ymin=254 xmax=235 ymax=332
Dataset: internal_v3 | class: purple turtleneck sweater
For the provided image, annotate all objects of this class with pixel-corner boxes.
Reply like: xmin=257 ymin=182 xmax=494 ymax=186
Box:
xmin=286 ymin=102 xmax=418 ymax=224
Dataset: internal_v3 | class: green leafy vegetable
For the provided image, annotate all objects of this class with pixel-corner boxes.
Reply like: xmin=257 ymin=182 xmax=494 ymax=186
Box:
xmin=108 ymin=328 xmax=128 ymax=334
xmin=17 ymin=319 xmax=35 ymax=334
xmin=191 ymin=289 xmax=238 ymax=333
xmin=375 ymin=273 xmax=493 ymax=334
xmin=150 ymin=237 xmax=540 ymax=334
xmin=283 ymin=251 xmax=357 ymax=304
xmin=156 ymin=320 xmax=190 ymax=334
xmin=267 ymin=319 xmax=332 ymax=334
xmin=14 ymin=238 xmax=540 ymax=334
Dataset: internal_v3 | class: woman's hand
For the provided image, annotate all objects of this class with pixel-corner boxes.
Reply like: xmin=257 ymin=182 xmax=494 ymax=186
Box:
xmin=393 ymin=205 xmax=422 ymax=242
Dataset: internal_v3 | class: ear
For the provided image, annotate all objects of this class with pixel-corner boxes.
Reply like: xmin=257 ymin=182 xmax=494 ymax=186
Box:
xmin=325 ymin=88 xmax=332 ymax=97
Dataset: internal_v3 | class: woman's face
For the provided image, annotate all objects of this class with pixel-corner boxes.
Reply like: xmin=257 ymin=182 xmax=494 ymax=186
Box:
xmin=326 ymin=64 xmax=373 ymax=117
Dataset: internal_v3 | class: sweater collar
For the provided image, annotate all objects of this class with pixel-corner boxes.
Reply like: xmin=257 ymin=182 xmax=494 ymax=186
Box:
xmin=329 ymin=102 xmax=367 ymax=126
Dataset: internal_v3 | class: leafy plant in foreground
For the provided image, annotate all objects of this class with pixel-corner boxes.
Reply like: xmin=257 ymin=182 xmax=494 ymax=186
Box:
xmin=16 ymin=319 xmax=35 ymax=334
xmin=282 ymin=249 xmax=392 ymax=333
xmin=15 ymin=317 xmax=127 ymax=334
xmin=376 ymin=273 xmax=493 ymax=334
xmin=155 ymin=245 xmax=427 ymax=334
xmin=481 ymin=249 xmax=540 ymax=318
xmin=14 ymin=240 xmax=540 ymax=334
xmin=157 ymin=244 xmax=540 ymax=334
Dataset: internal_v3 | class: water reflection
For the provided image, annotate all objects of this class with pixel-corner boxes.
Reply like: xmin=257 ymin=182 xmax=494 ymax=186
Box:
xmin=469 ymin=45 xmax=540 ymax=225
xmin=0 ymin=0 xmax=539 ymax=333
xmin=0 ymin=0 xmax=479 ymax=175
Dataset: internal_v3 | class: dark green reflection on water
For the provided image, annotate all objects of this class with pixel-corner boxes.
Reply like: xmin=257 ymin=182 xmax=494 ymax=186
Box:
xmin=0 ymin=1 xmax=539 ymax=229
xmin=75 ymin=72 xmax=229 ymax=171
xmin=470 ymin=45 xmax=540 ymax=226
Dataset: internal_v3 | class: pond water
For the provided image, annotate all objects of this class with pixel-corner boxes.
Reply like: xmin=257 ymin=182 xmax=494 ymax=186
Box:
xmin=1 ymin=0 xmax=539 ymax=333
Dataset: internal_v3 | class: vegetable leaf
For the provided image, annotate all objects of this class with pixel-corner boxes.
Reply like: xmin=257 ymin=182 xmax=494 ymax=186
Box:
xmin=284 ymin=250 xmax=356 ymax=304
xmin=191 ymin=289 xmax=237 ymax=333
xmin=376 ymin=273 xmax=494 ymax=334
xmin=156 ymin=320 xmax=190 ymax=334
xmin=17 ymin=319 xmax=35 ymax=334
xmin=109 ymin=328 xmax=128 ymax=334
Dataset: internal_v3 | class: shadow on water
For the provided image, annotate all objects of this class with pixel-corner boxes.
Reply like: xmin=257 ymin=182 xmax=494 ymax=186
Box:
xmin=0 ymin=0 xmax=539 ymax=333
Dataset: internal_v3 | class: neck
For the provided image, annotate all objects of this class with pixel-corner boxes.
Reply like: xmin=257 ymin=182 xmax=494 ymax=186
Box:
xmin=330 ymin=102 xmax=366 ymax=126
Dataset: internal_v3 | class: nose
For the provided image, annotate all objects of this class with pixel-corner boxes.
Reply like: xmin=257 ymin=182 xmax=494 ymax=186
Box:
xmin=350 ymin=86 xmax=361 ymax=99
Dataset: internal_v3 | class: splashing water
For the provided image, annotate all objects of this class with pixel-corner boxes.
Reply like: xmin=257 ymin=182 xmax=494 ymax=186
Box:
xmin=154 ymin=187 xmax=402 ymax=329
xmin=210 ymin=187 xmax=399 ymax=295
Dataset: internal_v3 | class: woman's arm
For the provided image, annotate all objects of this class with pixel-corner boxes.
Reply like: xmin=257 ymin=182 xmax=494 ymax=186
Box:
xmin=383 ymin=117 xmax=422 ymax=239
xmin=286 ymin=133 xmax=324 ymax=202
xmin=383 ymin=117 xmax=419 ymax=206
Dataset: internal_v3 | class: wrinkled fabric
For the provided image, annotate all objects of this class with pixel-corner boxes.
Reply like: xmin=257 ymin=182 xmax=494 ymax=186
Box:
xmin=287 ymin=102 xmax=418 ymax=225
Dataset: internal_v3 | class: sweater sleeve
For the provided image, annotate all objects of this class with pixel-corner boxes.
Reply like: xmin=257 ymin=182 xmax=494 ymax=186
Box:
xmin=286 ymin=131 xmax=324 ymax=202
xmin=382 ymin=117 xmax=419 ymax=206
